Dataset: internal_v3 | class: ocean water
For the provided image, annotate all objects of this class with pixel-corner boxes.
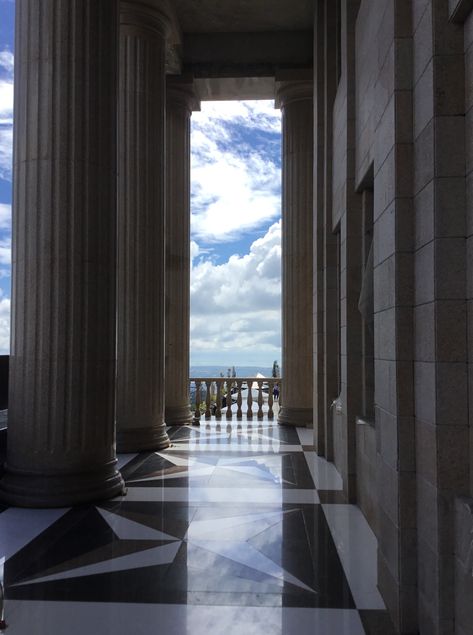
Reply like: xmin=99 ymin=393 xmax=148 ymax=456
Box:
xmin=190 ymin=366 xmax=275 ymax=378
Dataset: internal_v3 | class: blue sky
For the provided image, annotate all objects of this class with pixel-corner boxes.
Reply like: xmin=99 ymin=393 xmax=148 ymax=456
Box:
xmin=0 ymin=0 xmax=282 ymax=367
xmin=0 ymin=0 xmax=14 ymax=353
xmin=190 ymin=101 xmax=282 ymax=366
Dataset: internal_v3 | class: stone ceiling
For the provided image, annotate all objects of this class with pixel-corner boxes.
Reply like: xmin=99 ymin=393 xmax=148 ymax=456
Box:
xmin=164 ymin=0 xmax=314 ymax=100
xmin=171 ymin=0 xmax=314 ymax=34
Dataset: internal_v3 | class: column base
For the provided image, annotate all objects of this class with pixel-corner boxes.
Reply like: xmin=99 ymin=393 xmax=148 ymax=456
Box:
xmin=0 ymin=460 xmax=125 ymax=508
xmin=116 ymin=424 xmax=170 ymax=453
xmin=165 ymin=405 xmax=194 ymax=426
xmin=278 ymin=406 xmax=313 ymax=427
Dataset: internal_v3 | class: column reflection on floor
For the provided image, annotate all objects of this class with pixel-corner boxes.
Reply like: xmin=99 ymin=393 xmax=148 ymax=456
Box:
xmin=0 ymin=420 xmax=391 ymax=635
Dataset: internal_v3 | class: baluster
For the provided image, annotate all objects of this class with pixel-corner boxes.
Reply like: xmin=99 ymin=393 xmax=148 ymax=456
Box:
xmin=194 ymin=380 xmax=201 ymax=425
xmin=267 ymin=379 xmax=274 ymax=420
xmin=236 ymin=380 xmax=243 ymax=419
xmin=205 ymin=380 xmax=212 ymax=419
xmin=215 ymin=379 xmax=222 ymax=419
xmin=257 ymin=380 xmax=264 ymax=419
xmin=247 ymin=379 xmax=253 ymax=419
xmin=226 ymin=378 xmax=233 ymax=419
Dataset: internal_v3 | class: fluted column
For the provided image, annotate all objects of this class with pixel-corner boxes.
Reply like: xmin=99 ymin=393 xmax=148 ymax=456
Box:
xmin=276 ymin=80 xmax=314 ymax=428
xmin=165 ymin=79 xmax=200 ymax=426
xmin=116 ymin=1 xmax=171 ymax=452
xmin=0 ymin=0 xmax=124 ymax=507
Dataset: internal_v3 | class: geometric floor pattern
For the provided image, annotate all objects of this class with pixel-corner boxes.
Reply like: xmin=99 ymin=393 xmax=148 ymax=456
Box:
xmin=0 ymin=420 xmax=395 ymax=634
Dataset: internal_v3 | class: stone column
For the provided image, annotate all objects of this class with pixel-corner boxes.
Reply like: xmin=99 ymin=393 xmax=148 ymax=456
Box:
xmin=0 ymin=0 xmax=124 ymax=507
xmin=165 ymin=78 xmax=199 ymax=426
xmin=276 ymin=79 xmax=314 ymax=428
xmin=116 ymin=1 xmax=172 ymax=452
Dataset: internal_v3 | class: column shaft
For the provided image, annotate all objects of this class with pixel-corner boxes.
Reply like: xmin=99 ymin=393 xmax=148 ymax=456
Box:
xmin=116 ymin=1 xmax=170 ymax=452
xmin=165 ymin=81 xmax=199 ymax=426
xmin=0 ymin=0 xmax=124 ymax=507
xmin=277 ymin=82 xmax=314 ymax=428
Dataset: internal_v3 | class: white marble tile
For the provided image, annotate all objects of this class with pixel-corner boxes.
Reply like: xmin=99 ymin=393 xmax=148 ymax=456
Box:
xmin=13 ymin=542 xmax=181 ymax=587
xmin=304 ymin=451 xmax=344 ymax=491
xmin=296 ymin=427 xmax=314 ymax=445
xmin=127 ymin=466 xmax=215 ymax=484
xmin=322 ymin=504 xmax=386 ymax=610
xmin=4 ymin=601 xmax=367 ymax=635
xmin=186 ymin=510 xmax=287 ymax=540
xmin=118 ymin=487 xmax=320 ymax=505
xmin=97 ymin=508 xmax=177 ymax=541
xmin=0 ymin=508 xmax=69 ymax=561
xmin=188 ymin=539 xmax=314 ymax=592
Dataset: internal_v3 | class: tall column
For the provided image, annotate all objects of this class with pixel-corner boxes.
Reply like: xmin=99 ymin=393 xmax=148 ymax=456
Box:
xmin=0 ymin=0 xmax=124 ymax=507
xmin=165 ymin=79 xmax=199 ymax=426
xmin=116 ymin=1 xmax=171 ymax=452
xmin=276 ymin=79 xmax=314 ymax=428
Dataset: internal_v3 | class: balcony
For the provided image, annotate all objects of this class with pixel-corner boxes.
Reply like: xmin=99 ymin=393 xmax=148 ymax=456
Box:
xmin=190 ymin=377 xmax=282 ymax=422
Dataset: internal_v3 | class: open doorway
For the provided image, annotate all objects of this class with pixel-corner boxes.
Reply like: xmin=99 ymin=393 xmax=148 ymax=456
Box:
xmin=189 ymin=100 xmax=282 ymax=420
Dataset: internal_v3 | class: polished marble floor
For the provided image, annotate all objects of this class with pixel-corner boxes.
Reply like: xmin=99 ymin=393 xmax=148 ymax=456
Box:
xmin=0 ymin=420 xmax=393 ymax=634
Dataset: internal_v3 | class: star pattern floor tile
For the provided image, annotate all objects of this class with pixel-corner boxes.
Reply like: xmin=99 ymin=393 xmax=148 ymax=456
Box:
xmin=120 ymin=449 xmax=315 ymax=490
xmin=0 ymin=420 xmax=393 ymax=633
xmin=5 ymin=501 xmax=354 ymax=609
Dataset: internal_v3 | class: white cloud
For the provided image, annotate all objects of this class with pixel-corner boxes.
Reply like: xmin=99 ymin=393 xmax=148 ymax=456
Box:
xmin=191 ymin=240 xmax=200 ymax=261
xmin=0 ymin=50 xmax=13 ymax=76
xmin=0 ymin=49 xmax=14 ymax=180
xmin=0 ymin=291 xmax=9 ymax=354
xmin=0 ymin=202 xmax=11 ymax=229
xmin=0 ymin=205 xmax=11 ymax=272
xmin=0 ymin=79 xmax=13 ymax=121
xmin=190 ymin=221 xmax=281 ymax=365
xmin=0 ymin=125 xmax=12 ymax=180
xmin=193 ymin=100 xmax=281 ymax=134
xmin=191 ymin=100 xmax=281 ymax=243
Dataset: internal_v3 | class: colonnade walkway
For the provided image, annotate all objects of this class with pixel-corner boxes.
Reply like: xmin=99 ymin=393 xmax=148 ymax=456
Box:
xmin=1 ymin=421 xmax=395 ymax=634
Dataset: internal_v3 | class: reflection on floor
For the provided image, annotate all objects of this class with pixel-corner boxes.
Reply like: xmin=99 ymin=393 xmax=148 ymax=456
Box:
xmin=0 ymin=421 xmax=394 ymax=634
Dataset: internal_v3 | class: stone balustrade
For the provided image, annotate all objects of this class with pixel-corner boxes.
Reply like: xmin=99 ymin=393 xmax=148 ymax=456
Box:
xmin=189 ymin=378 xmax=282 ymax=422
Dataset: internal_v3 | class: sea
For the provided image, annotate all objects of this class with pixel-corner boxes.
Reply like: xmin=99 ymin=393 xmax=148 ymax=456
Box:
xmin=190 ymin=366 xmax=274 ymax=378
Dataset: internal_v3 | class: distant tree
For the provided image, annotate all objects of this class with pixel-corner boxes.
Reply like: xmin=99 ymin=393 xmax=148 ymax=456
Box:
xmin=219 ymin=371 xmax=224 ymax=378
xmin=227 ymin=367 xmax=231 ymax=378
xmin=272 ymin=360 xmax=280 ymax=378
xmin=232 ymin=366 xmax=237 ymax=377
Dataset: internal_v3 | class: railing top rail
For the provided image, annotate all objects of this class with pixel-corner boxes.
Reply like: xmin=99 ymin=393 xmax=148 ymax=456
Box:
xmin=189 ymin=377 xmax=283 ymax=381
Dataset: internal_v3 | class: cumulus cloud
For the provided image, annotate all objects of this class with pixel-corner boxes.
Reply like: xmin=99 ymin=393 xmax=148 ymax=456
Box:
xmin=191 ymin=100 xmax=281 ymax=244
xmin=190 ymin=221 xmax=281 ymax=365
xmin=0 ymin=202 xmax=10 ymax=228
xmin=0 ymin=49 xmax=13 ymax=181
xmin=0 ymin=204 xmax=11 ymax=277
xmin=0 ymin=290 xmax=9 ymax=354
xmin=193 ymin=100 xmax=281 ymax=135
xmin=0 ymin=50 xmax=13 ymax=77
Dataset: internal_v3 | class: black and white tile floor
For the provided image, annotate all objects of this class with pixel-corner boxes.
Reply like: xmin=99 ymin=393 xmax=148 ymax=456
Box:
xmin=0 ymin=421 xmax=395 ymax=634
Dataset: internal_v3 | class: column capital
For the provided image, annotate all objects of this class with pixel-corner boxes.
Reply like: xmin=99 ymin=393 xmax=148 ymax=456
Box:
xmin=120 ymin=0 xmax=182 ymax=72
xmin=167 ymin=75 xmax=201 ymax=114
xmin=275 ymin=70 xmax=313 ymax=110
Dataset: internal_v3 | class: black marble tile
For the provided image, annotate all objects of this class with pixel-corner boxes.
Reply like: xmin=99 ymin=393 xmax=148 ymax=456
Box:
xmin=5 ymin=501 xmax=354 ymax=610
xmin=359 ymin=609 xmax=397 ymax=635
xmin=5 ymin=507 xmax=115 ymax=586
xmin=317 ymin=490 xmax=348 ymax=504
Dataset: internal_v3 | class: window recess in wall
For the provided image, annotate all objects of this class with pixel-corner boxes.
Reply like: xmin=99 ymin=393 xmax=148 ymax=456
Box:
xmin=357 ymin=185 xmax=374 ymax=425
